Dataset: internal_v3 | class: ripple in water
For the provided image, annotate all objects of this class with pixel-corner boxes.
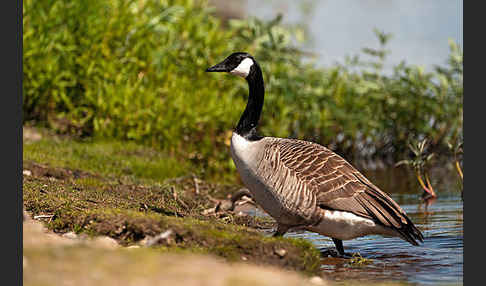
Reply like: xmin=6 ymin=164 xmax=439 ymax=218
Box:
xmin=284 ymin=195 xmax=463 ymax=285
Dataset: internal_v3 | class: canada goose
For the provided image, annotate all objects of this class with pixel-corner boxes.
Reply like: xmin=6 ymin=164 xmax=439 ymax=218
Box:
xmin=206 ymin=52 xmax=424 ymax=257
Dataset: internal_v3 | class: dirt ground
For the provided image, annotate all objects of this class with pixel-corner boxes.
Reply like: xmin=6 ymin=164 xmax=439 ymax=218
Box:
xmin=23 ymin=211 xmax=329 ymax=286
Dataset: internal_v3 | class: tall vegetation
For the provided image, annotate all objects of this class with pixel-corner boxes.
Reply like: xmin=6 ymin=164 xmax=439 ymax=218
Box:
xmin=23 ymin=0 xmax=463 ymax=180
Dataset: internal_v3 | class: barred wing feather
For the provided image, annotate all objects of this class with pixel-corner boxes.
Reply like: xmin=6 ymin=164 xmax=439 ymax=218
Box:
xmin=266 ymin=138 xmax=424 ymax=245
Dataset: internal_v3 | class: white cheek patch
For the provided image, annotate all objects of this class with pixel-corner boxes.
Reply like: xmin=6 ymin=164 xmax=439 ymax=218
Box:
xmin=230 ymin=58 xmax=254 ymax=78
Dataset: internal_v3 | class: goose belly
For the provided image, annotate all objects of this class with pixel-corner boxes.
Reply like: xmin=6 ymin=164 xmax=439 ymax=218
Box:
xmin=307 ymin=210 xmax=399 ymax=240
xmin=234 ymin=159 xmax=284 ymax=219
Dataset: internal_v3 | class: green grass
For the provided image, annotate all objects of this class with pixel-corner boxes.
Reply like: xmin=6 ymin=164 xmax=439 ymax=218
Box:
xmin=24 ymin=132 xmax=191 ymax=182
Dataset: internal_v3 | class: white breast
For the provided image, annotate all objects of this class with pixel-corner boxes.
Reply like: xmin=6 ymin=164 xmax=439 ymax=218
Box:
xmin=230 ymin=133 xmax=282 ymax=218
xmin=230 ymin=133 xmax=263 ymax=190
xmin=230 ymin=133 xmax=259 ymax=167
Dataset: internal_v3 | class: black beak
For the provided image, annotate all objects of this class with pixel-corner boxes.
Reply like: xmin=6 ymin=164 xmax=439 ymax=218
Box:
xmin=206 ymin=61 xmax=229 ymax=72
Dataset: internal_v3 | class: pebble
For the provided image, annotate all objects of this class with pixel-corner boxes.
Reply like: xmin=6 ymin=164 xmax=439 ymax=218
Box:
xmin=93 ymin=236 xmax=119 ymax=249
xmin=62 ymin=232 xmax=78 ymax=239
xmin=144 ymin=229 xmax=174 ymax=246
xmin=309 ymin=276 xmax=326 ymax=285
xmin=274 ymin=248 xmax=287 ymax=258
xmin=23 ymin=170 xmax=32 ymax=176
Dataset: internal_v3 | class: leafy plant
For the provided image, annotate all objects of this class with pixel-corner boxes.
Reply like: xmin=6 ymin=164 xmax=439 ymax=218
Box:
xmin=448 ymin=140 xmax=463 ymax=181
xmin=396 ymin=139 xmax=437 ymax=200
xmin=23 ymin=0 xmax=463 ymax=181
xmin=447 ymin=138 xmax=463 ymax=200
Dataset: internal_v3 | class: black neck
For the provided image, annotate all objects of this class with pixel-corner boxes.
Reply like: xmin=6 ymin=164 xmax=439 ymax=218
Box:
xmin=235 ymin=63 xmax=264 ymax=140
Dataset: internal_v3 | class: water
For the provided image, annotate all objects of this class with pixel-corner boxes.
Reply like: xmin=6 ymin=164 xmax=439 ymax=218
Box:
xmin=286 ymin=195 xmax=463 ymax=285
xmin=254 ymin=168 xmax=463 ymax=285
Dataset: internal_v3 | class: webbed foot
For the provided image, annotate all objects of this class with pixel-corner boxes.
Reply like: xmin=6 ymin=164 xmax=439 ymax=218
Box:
xmin=320 ymin=248 xmax=353 ymax=258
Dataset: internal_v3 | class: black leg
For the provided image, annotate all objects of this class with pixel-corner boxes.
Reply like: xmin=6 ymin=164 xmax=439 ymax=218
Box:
xmin=332 ymin=238 xmax=344 ymax=256
xmin=321 ymin=238 xmax=353 ymax=258
xmin=331 ymin=238 xmax=353 ymax=258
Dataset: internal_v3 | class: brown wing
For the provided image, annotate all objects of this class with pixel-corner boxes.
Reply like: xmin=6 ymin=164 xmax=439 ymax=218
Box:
xmin=274 ymin=138 xmax=423 ymax=245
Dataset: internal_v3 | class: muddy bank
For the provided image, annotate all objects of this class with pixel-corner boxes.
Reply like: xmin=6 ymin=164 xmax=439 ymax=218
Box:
xmin=23 ymin=210 xmax=329 ymax=286
xmin=23 ymin=159 xmax=321 ymax=274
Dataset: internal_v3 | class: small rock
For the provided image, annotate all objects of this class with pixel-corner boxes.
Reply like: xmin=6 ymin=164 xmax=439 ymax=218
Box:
xmin=241 ymin=256 xmax=248 ymax=261
xmin=93 ymin=236 xmax=119 ymax=249
xmin=201 ymin=207 xmax=216 ymax=216
xmin=144 ymin=229 xmax=174 ymax=247
xmin=33 ymin=214 xmax=55 ymax=221
xmin=309 ymin=276 xmax=325 ymax=285
xmin=62 ymin=232 xmax=78 ymax=239
xmin=23 ymin=170 xmax=32 ymax=176
xmin=274 ymin=247 xmax=287 ymax=258
xmin=127 ymin=245 xmax=140 ymax=249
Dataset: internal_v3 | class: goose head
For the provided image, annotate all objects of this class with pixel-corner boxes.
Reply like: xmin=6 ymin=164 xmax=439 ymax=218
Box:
xmin=206 ymin=52 xmax=256 ymax=79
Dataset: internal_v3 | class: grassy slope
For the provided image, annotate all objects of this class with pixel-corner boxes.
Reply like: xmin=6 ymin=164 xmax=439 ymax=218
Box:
xmin=23 ymin=127 xmax=322 ymax=275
